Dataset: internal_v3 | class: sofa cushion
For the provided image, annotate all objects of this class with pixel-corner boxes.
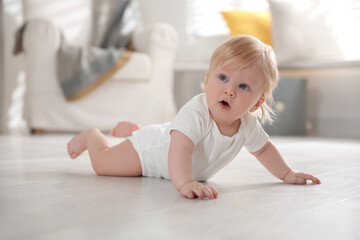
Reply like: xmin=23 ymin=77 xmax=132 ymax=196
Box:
xmin=111 ymin=52 xmax=152 ymax=82
xmin=221 ymin=10 xmax=272 ymax=46
xmin=269 ymin=0 xmax=344 ymax=64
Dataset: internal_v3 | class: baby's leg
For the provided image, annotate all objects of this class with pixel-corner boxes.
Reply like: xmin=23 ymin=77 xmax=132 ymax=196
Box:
xmin=110 ymin=121 xmax=142 ymax=138
xmin=67 ymin=128 xmax=142 ymax=176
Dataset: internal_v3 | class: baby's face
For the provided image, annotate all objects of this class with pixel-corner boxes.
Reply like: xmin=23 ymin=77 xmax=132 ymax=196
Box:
xmin=204 ymin=62 xmax=265 ymax=127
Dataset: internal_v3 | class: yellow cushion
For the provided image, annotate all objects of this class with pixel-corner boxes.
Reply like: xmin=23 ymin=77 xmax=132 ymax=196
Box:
xmin=221 ymin=10 xmax=273 ymax=46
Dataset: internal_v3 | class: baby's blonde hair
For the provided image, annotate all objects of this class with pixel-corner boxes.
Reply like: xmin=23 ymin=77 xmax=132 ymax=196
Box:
xmin=208 ymin=35 xmax=279 ymax=124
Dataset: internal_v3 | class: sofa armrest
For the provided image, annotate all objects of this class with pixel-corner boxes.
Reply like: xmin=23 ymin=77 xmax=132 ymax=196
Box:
xmin=22 ymin=19 xmax=63 ymax=95
xmin=132 ymin=23 xmax=178 ymax=58
xmin=23 ymin=19 xmax=62 ymax=56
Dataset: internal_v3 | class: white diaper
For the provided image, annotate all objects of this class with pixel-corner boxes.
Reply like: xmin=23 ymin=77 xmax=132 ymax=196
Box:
xmin=127 ymin=123 xmax=171 ymax=179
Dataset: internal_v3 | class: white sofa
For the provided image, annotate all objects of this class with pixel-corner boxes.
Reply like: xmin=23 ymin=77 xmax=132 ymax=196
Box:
xmin=21 ymin=0 xmax=178 ymax=133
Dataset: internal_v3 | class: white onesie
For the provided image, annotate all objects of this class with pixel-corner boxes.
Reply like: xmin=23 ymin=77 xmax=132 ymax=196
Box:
xmin=127 ymin=93 xmax=269 ymax=181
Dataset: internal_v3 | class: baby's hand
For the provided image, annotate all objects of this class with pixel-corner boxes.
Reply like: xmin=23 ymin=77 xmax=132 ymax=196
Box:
xmin=179 ymin=180 xmax=218 ymax=199
xmin=284 ymin=169 xmax=321 ymax=185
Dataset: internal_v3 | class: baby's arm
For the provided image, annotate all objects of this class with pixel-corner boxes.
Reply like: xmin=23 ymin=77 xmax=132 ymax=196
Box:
xmin=168 ymin=130 xmax=218 ymax=199
xmin=251 ymin=140 xmax=321 ymax=184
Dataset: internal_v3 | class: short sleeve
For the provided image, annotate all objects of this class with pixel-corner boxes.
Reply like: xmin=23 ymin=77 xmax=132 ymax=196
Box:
xmin=169 ymin=94 xmax=209 ymax=145
xmin=243 ymin=114 xmax=269 ymax=153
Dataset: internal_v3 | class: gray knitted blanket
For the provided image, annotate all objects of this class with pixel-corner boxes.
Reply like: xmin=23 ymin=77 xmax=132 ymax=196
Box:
xmin=15 ymin=0 xmax=139 ymax=101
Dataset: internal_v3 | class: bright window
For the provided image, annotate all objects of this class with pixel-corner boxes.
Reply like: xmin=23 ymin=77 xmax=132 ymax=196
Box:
xmin=186 ymin=0 xmax=269 ymax=37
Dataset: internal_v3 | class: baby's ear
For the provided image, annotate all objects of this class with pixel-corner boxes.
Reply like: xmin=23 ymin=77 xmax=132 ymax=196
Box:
xmin=259 ymin=95 xmax=265 ymax=105
xmin=203 ymin=72 xmax=209 ymax=90
xmin=204 ymin=72 xmax=208 ymax=85
xmin=250 ymin=95 xmax=265 ymax=112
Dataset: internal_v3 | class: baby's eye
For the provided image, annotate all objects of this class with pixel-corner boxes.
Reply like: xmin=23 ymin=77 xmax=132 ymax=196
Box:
xmin=219 ymin=74 xmax=228 ymax=82
xmin=239 ymin=83 xmax=248 ymax=90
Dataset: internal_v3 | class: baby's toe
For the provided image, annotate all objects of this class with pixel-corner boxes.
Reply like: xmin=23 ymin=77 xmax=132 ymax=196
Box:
xmin=70 ymin=152 xmax=79 ymax=159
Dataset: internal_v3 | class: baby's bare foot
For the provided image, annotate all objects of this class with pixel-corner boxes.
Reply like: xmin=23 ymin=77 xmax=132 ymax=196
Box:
xmin=110 ymin=121 xmax=142 ymax=138
xmin=67 ymin=130 xmax=90 ymax=159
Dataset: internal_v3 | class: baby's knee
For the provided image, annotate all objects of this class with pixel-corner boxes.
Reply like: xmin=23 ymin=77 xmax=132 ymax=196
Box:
xmin=86 ymin=127 xmax=102 ymax=137
xmin=88 ymin=127 xmax=100 ymax=133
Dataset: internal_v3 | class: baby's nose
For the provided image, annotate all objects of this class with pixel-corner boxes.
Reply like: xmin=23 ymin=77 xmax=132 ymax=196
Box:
xmin=224 ymin=87 xmax=235 ymax=97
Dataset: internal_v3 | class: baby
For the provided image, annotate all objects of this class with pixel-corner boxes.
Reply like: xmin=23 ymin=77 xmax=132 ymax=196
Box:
xmin=68 ymin=35 xmax=321 ymax=200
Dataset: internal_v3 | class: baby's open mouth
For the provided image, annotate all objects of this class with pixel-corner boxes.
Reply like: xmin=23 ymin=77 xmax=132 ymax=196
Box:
xmin=220 ymin=100 xmax=230 ymax=108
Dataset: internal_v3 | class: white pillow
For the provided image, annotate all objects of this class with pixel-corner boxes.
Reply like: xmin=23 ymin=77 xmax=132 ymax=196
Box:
xmin=269 ymin=0 xmax=344 ymax=64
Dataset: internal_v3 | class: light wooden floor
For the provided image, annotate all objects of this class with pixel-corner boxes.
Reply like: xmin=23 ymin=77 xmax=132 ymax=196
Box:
xmin=0 ymin=134 xmax=359 ymax=240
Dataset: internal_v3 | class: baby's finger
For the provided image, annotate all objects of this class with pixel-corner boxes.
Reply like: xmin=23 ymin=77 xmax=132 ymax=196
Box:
xmin=311 ymin=176 xmax=321 ymax=184
xmin=182 ymin=190 xmax=194 ymax=199
xmin=193 ymin=187 xmax=204 ymax=199
xmin=207 ymin=185 xmax=219 ymax=198
xmin=308 ymin=174 xmax=321 ymax=184
xmin=299 ymin=172 xmax=316 ymax=183
xmin=202 ymin=186 xmax=214 ymax=199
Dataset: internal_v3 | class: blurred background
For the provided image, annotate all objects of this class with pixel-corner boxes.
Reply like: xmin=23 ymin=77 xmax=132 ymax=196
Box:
xmin=1 ymin=0 xmax=360 ymax=138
